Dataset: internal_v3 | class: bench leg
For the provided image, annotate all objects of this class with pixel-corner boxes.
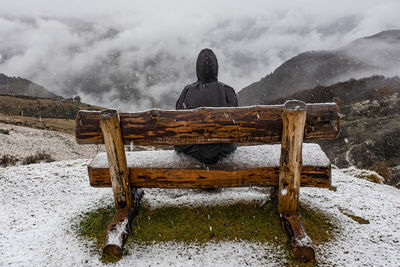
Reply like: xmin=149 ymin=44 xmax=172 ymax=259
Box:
xmin=278 ymin=100 xmax=306 ymax=214
xmin=281 ymin=214 xmax=315 ymax=262
xmin=103 ymin=189 xmax=144 ymax=257
xmin=277 ymin=101 xmax=315 ymax=262
xmin=103 ymin=207 xmax=133 ymax=257
xmin=100 ymin=109 xmax=134 ymax=258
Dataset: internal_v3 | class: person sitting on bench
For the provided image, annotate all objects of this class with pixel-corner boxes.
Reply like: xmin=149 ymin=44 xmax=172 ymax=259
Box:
xmin=174 ymin=48 xmax=238 ymax=164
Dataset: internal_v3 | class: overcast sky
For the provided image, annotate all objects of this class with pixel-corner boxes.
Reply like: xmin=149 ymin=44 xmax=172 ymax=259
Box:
xmin=1 ymin=0 xmax=399 ymax=110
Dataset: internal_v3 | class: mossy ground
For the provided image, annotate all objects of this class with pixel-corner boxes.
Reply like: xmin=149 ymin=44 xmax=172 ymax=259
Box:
xmin=78 ymin=200 xmax=335 ymax=265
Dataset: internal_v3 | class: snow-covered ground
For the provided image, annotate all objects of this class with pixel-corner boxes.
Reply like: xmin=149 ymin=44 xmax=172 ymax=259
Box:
xmin=1 ymin=160 xmax=399 ymax=266
xmin=0 ymin=122 xmax=100 ymax=161
xmin=0 ymin=124 xmax=399 ymax=266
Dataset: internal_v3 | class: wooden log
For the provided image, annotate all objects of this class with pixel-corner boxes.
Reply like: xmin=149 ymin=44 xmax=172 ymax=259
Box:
xmin=103 ymin=207 xmax=131 ymax=257
xmin=278 ymin=100 xmax=306 ymax=214
xmin=99 ymin=109 xmax=132 ymax=209
xmin=281 ymin=214 xmax=315 ymax=262
xmin=87 ymin=165 xmax=331 ymax=188
xmin=103 ymin=189 xmax=144 ymax=257
xmin=75 ymin=103 xmax=340 ymax=145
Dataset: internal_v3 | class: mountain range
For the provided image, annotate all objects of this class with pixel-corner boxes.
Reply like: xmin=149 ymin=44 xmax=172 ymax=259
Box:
xmin=0 ymin=73 xmax=60 ymax=99
xmin=238 ymin=30 xmax=400 ymax=105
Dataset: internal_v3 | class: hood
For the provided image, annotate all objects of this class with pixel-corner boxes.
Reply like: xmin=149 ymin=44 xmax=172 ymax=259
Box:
xmin=196 ymin=48 xmax=218 ymax=83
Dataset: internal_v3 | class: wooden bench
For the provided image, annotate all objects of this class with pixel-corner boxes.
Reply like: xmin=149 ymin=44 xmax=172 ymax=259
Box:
xmin=76 ymin=100 xmax=340 ymax=262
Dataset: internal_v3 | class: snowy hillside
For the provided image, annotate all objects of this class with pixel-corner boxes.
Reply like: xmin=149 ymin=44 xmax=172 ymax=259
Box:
xmin=0 ymin=122 xmax=100 ymax=162
xmin=1 ymin=159 xmax=399 ymax=266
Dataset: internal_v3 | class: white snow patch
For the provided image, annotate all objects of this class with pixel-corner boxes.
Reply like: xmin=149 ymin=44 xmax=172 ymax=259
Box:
xmin=281 ymin=188 xmax=287 ymax=196
xmin=296 ymin=233 xmax=313 ymax=247
xmin=89 ymin=143 xmax=330 ymax=171
xmin=0 ymin=122 xmax=101 ymax=161
xmin=301 ymin=170 xmax=400 ymax=266
xmin=106 ymin=219 xmax=129 ymax=247
xmin=141 ymin=187 xmax=270 ymax=208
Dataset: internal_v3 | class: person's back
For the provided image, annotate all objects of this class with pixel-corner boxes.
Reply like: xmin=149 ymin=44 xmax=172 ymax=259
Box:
xmin=175 ymin=48 xmax=238 ymax=164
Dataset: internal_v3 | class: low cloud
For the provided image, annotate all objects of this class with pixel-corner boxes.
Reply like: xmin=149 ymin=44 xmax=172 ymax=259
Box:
xmin=0 ymin=0 xmax=399 ymax=110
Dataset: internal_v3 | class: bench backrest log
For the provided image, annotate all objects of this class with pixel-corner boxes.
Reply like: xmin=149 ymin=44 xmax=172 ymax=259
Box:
xmin=76 ymin=103 xmax=340 ymax=145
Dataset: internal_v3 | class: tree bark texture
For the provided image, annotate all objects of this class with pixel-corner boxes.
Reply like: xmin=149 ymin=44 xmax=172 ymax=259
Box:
xmin=99 ymin=109 xmax=132 ymax=209
xmin=103 ymin=189 xmax=143 ymax=258
xmin=278 ymin=100 xmax=307 ymax=215
xmin=103 ymin=207 xmax=131 ymax=258
xmin=76 ymin=103 xmax=340 ymax=145
xmin=281 ymin=213 xmax=315 ymax=262
xmin=87 ymin=165 xmax=331 ymax=189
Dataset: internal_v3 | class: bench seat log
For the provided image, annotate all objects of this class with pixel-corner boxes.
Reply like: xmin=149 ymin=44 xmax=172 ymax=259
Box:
xmin=76 ymin=103 xmax=340 ymax=145
xmin=87 ymin=144 xmax=331 ymax=189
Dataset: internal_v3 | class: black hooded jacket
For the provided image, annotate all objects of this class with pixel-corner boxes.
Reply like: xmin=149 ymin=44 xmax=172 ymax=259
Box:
xmin=175 ymin=49 xmax=238 ymax=164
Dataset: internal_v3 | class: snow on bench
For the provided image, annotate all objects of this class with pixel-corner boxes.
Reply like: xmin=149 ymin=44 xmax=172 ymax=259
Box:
xmin=88 ymin=143 xmax=332 ymax=188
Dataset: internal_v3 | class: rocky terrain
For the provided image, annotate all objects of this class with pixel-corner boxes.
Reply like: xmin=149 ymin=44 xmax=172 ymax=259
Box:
xmin=265 ymin=75 xmax=400 ymax=188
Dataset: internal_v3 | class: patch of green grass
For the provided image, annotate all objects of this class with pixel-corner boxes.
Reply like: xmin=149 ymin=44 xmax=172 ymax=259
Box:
xmin=132 ymin=202 xmax=287 ymax=243
xmin=100 ymin=253 xmax=122 ymax=263
xmin=0 ymin=154 xmax=16 ymax=167
xmin=339 ymin=208 xmax=370 ymax=224
xmin=299 ymin=203 xmax=335 ymax=245
xmin=78 ymin=201 xmax=335 ymax=264
xmin=22 ymin=151 xmax=55 ymax=165
xmin=79 ymin=207 xmax=116 ymax=249
xmin=0 ymin=128 xmax=9 ymax=134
